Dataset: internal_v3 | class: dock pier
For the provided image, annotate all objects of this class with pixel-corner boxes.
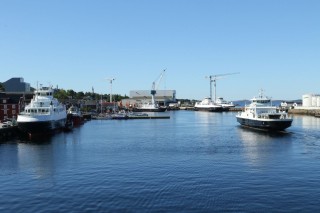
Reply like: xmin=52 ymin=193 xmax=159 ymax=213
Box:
xmin=128 ymin=115 xmax=170 ymax=119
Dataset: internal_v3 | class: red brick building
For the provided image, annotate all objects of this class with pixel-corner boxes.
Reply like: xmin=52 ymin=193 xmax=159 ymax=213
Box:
xmin=0 ymin=92 xmax=33 ymax=122
xmin=0 ymin=98 xmax=20 ymax=121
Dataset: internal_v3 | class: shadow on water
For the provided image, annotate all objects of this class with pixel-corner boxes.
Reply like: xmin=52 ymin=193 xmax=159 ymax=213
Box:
xmin=17 ymin=132 xmax=54 ymax=144
xmin=236 ymin=125 xmax=294 ymax=167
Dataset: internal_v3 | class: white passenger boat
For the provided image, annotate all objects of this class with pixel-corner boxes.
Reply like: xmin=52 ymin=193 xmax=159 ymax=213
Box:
xmin=236 ymin=91 xmax=292 ymax=131
xmin=17 ymin=86 xmax=67 ymax=135
xmin=216 ymin=97 xmax=236 ymax=110
xmin=133 ymin=102 xmax=167 ymax=112
xmin=194 ymin=97 xmax=223 ymax=112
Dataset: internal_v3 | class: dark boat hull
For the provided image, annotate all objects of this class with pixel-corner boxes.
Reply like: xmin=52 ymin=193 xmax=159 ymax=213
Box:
xmin=70 ymin=115 xmax=84 ymax=126
xmin=132 ymin=107 xmax=167 ymax=112
xmin=17 ymin=119 xmax=66 ymax=135
xmin=194 ymin=107 xmax=223 ymax=112
xmin=236 ymin=117 xmax=292 ymax=131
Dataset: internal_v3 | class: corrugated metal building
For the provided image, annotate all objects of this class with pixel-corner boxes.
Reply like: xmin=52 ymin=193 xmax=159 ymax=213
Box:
xmin=121 ymin=90 xmax=176 ymax=107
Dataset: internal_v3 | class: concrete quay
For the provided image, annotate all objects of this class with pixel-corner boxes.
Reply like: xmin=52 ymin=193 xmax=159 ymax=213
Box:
xmin=288 ymin=108 xmax=320 ymax=116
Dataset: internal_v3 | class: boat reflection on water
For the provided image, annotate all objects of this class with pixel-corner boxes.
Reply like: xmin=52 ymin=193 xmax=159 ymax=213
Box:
xmin=236 ymin=126 xmax=292 ymax=167
xmin=17 ymin=138 xmax=56 ymax=179
xmin=294 ymin=115 xmax=320 ymax=130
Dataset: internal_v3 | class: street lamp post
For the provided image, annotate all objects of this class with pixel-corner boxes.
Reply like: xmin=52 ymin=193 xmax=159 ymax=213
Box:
xmin=106 ymin=78 xmax=116 ymax=112
xmin=107 ymin=78 xmax=116 ymax=103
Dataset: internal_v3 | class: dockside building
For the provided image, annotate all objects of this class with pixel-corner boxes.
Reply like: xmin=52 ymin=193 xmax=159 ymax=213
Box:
xmin=121 ymin=90 xmax=176 ymax=108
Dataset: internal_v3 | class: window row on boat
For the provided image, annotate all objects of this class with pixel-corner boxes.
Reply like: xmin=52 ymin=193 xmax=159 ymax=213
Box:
xmin=23 ymin=107 xmax=65 ymax=114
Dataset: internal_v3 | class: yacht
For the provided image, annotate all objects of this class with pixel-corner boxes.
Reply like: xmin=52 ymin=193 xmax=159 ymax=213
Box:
xmin=236 ymin=91 xmax=292 ymax=131
xmin=17 ymin=86 xmax=67 ymax=135
xmin=194 ymin=97 xmax=223 ymax=112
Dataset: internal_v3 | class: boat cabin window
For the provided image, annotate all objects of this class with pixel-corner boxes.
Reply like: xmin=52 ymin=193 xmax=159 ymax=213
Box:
xmin=37 ymin=91 xmax=52 ymax=96
xmin=253 ymin=99 xmax=270 ymax=104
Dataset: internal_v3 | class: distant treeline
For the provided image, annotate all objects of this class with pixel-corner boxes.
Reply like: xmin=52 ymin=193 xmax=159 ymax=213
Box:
xmin=54 ymin=88 xmax=129 ymax=102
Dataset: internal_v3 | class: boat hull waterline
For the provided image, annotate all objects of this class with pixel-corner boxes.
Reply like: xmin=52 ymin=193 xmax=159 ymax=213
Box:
xmin=194 ymin=107 xmax=223 ymax=112
xmin=18 ymin=119 xmax=66 ymax=134
xmin=132 ymin=107 xmax=167 ymax=112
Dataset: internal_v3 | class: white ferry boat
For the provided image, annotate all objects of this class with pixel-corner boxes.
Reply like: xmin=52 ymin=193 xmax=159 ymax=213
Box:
xmin=17 ymin=86 xmax=67 ymax=135
xmin=194 ymin=97 xmax=223 ymax=112
xmin=133 ymin=102 xmax=167 ymax=112
xmin=216 ymin=97 xmax=236 ymax=110
xmin=236 ymin=91 xmax=292 ymax=131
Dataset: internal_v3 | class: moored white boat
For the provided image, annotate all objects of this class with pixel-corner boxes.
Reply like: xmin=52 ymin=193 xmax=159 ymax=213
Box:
xmin=216 ymin=97 xmax=235 ymax=110
xmin=132 ymin=102 xmax=167 ymax=112
xmin=17 ymin=86 xmax=67 ymax=135
xmin=67 ymin=105 xmax=84 ymax=126
xmin=236 ymin=91 xmax=293 ymax=131
xmin=194 ymin=97 xmax=223 ymax=112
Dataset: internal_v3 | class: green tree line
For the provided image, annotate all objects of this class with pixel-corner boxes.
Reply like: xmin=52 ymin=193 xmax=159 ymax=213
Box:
xmin=53 ymin=88 xmax=128 ymax=102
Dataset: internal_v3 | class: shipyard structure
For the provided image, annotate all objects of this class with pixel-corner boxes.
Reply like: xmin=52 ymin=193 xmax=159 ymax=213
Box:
xmin=121 ymin=90 xmax=176 ymax=108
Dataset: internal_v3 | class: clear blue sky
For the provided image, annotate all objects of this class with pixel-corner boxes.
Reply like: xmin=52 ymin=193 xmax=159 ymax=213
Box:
xmin=1 ymin=0 xmax=319 ymax=100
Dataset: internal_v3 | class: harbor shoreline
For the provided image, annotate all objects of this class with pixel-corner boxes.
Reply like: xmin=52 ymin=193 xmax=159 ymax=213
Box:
xmin=288 ymin=108 xmax=320 ymax=116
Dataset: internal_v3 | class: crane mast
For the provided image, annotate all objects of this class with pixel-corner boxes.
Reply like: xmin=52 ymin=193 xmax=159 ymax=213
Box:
xmin=151 ymin=69 xmax=166 ymax=105
xmin=206 ymin=72 xmax=239 ymax=102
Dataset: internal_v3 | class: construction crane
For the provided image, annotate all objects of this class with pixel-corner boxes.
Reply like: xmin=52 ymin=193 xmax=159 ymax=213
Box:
xmin=205 ymin=72 xmax=240 ymax=102
xmin=150 ymin=69 xmax=166 ymax=105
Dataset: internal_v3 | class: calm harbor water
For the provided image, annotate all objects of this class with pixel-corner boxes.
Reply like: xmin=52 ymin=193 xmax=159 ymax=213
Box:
xmin=1 ymin=111 xmax=320 ymax=212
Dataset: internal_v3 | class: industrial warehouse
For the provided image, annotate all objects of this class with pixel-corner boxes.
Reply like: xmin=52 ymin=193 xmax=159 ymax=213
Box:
xmin=121 ymin=90 xmax=177 ymax=108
